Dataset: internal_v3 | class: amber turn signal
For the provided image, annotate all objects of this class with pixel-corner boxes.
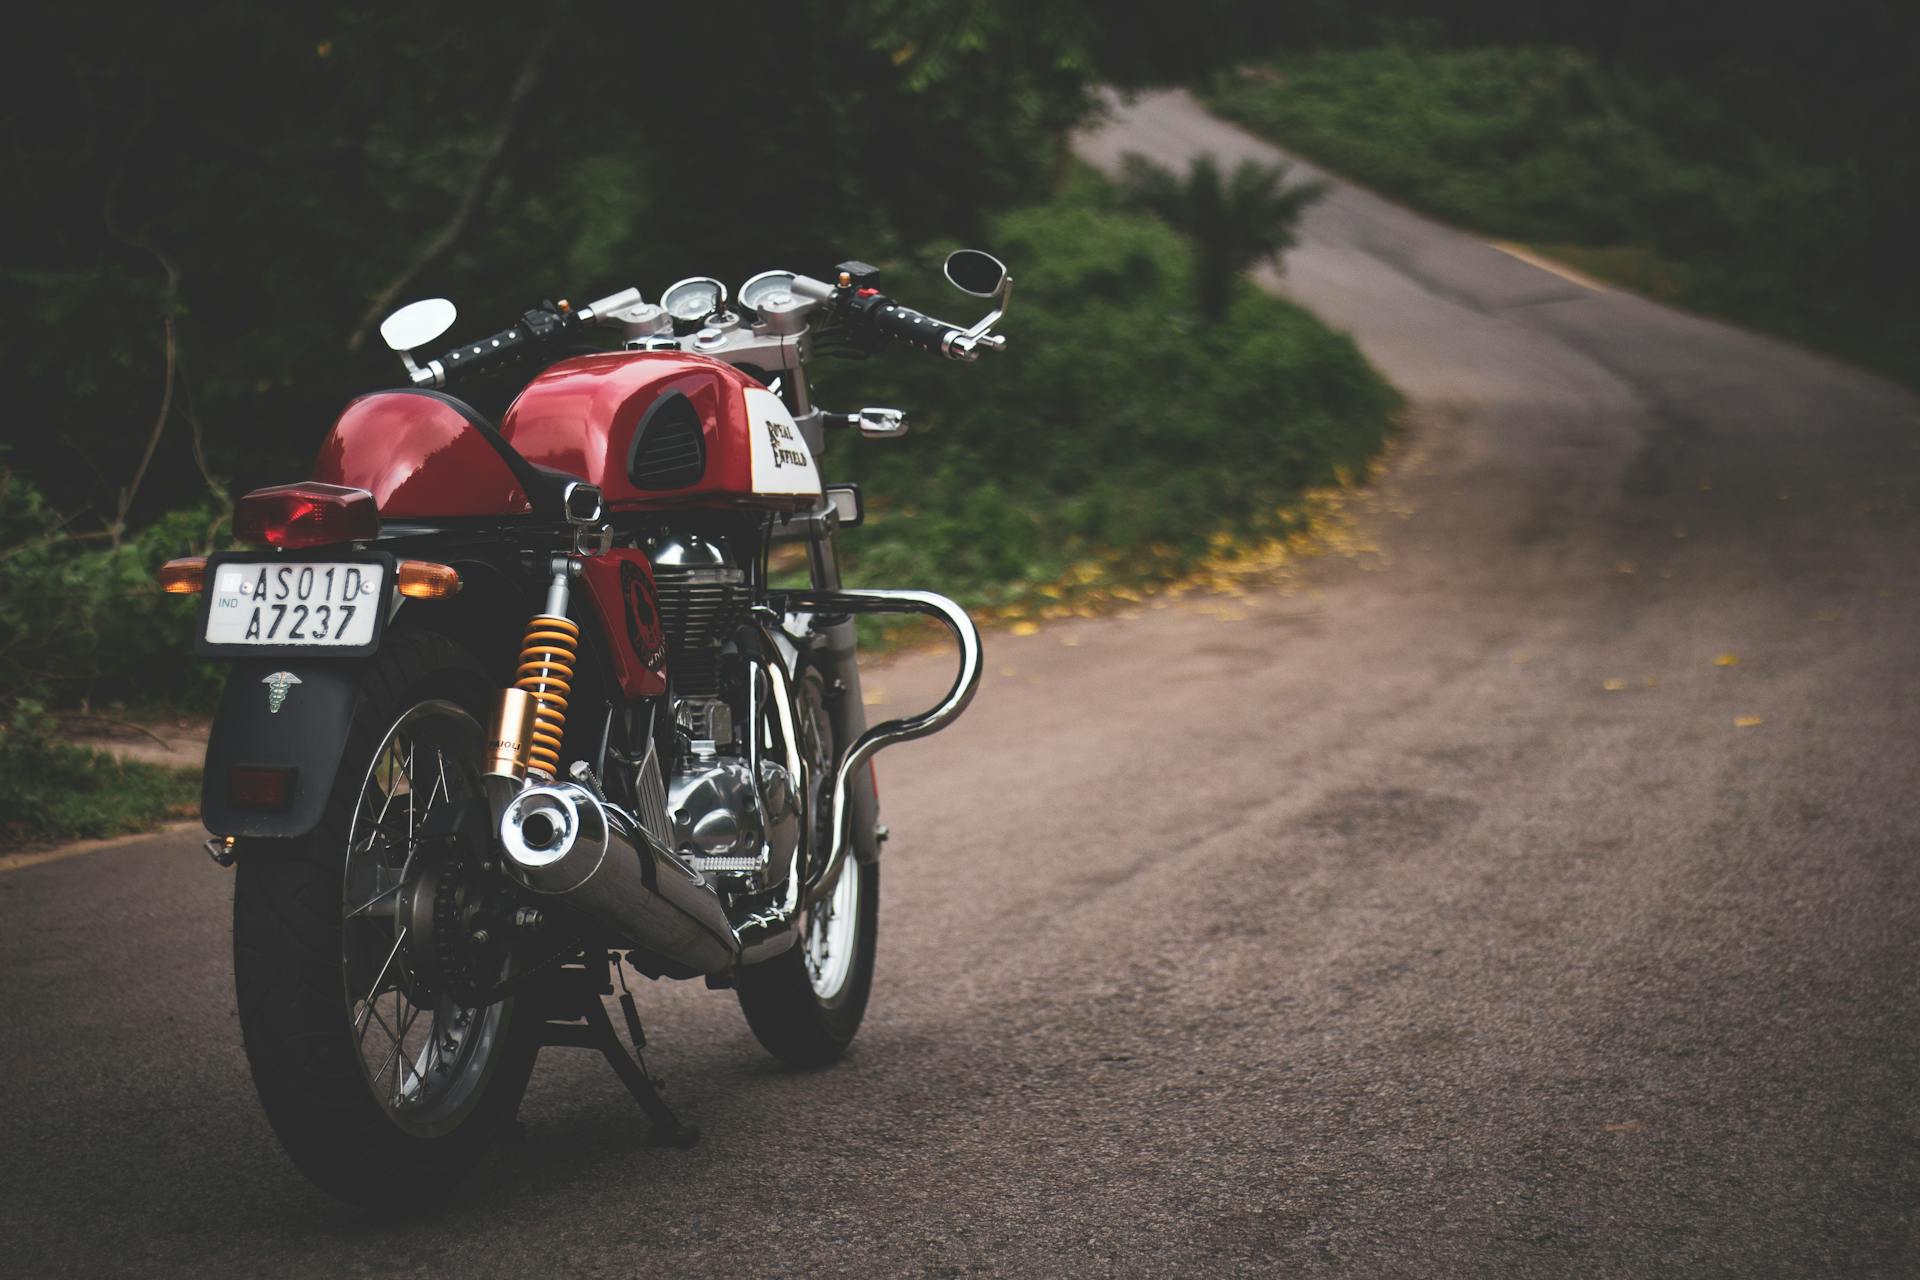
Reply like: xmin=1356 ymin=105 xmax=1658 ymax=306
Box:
xmin=396 ymin=559 xmax=461 ymax=599
xmin=156 ymin=556 xmax=208 ymax=594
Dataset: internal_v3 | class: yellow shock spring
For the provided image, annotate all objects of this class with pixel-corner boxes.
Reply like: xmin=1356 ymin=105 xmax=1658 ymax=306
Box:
xmin=515 ymin=614 xmax=579 ymax=778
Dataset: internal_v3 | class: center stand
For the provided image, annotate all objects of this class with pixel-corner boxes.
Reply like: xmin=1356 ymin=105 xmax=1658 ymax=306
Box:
xmin=525 ymin=953 xmax=700 ymax=1148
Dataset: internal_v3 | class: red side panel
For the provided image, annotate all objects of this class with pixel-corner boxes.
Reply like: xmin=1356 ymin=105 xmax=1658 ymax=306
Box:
xmin=314 ymin=392 xmax=531 ymax=518
xmin=502 ymin=351 xmax=807 ymax=512
xmin=577 ymin=549 xmax=669 ymax=698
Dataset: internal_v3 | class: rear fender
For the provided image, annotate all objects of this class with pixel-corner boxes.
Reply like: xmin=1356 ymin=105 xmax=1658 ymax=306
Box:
xmin=201 ymin=557 xmax=533 ymax=839
xmin=201 ymin=657 xmax=366 ymax=839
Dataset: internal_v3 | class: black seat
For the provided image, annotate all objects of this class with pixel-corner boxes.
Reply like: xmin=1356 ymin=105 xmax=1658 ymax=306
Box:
xmin=391 ymin=387 xmax=583 ymax=518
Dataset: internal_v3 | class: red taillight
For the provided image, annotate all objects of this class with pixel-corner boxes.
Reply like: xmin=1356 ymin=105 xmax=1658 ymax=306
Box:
xmin=228 ymin=766 xmax=295 ymax=810
xmin=233 ymin=483 xmax=378 ymax=549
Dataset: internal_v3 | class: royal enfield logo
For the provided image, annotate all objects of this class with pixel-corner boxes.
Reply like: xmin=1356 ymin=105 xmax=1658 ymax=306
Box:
xmin=262 ymin=670 xmax=302 ymax=714
xmin=764 ymin=418 xmax=810 ymax=469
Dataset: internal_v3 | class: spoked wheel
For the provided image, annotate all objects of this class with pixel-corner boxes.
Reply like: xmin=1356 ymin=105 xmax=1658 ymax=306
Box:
xmin=340 ymin=701 xmax=510 ymax=1137
xmin=800 ymin=834 xmax=864 ymax=1002
xmin=736 ymin=667 xmax=879 ymax=1067
xmin=234 ymin=633 xmax=536 ymax=1208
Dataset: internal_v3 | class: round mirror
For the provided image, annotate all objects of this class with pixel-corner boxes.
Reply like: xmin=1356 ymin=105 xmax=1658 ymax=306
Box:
xmin=378 ymin=298 xmax=458 ymax=354
xmin=944 ymin=249 xmax=1007 ymax=298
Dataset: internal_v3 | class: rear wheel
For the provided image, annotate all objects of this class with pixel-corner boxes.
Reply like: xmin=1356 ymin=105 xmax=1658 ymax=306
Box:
xmin=233 ymin=632 xmax=537 ymax=1208
xmin=736 ymin=669 xmax=879 ymax=1067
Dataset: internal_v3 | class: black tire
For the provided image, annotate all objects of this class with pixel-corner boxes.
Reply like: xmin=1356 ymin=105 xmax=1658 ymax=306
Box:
xmin=736 ymin=669 xmax=879 ymax=1067
xmin=735 ymin=860 xmax=879 ymax=1067
xmin=233 ymin=631 xmax=537 ymax=1209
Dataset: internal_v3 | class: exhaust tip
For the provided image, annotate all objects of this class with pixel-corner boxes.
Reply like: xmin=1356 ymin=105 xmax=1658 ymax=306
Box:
xmin=501 ymin=787 xmax=582 ymax=870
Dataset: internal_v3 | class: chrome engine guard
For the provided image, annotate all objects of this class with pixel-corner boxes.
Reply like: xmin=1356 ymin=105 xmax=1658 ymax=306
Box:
xmin=767 ymin=588 xmax=981 ymax=918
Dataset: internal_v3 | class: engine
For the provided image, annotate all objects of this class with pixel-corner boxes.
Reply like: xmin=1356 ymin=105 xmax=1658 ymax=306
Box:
xmin=645 ymin=533 xmax=802 ymax=889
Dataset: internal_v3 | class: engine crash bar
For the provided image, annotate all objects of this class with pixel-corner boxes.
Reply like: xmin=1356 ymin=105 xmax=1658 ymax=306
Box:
xmin=774 ymin=588 xmax=982 ymax=911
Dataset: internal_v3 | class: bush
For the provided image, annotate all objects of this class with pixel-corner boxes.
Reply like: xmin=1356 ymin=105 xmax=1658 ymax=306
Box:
xmin=820 ymin=173 xmax=1400 ymax=612
xmin=0 ymin=699 xmax=200 ymax=849
xmin=0 ymin=466 xmax=226 ymax=710
xmin=0 ymin=177 xmax=1400 ymax=709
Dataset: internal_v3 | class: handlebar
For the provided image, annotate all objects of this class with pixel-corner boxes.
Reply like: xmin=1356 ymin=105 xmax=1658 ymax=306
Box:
xmin=844 ymin=293 xmax=974 ymax=359
xmin=417 ymin=266 xmax=1003 ymax=388
xmin=415 ymin=301 xmax=582 ymax=387
xmin=793 ymin=272 xmax=1006 ymax=363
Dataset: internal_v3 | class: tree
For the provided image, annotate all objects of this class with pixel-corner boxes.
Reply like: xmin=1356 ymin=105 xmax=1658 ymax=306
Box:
xmin=1119 ymin=152 xmax=1326 ymax=322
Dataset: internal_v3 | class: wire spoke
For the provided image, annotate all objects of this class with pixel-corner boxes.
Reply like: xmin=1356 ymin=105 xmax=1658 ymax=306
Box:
xmin=354 ymin=926 xmax=408 ymax=1024
xmin=344 ymin=880 xmax=401 ymax=921
xmin=367 ymin=1007 xmax=408 ymax=1085
xmin=362 ymin=1003 xmax=401 ymax=1057
xmin=373 ymin=739 xmax=408 ymax=830
xmin=405 ymin=740 xmax=417 ymax=845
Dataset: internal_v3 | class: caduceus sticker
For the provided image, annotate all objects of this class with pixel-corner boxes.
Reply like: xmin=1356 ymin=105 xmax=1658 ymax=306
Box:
xmin=262 ymin=670 xmax=302 ymax=714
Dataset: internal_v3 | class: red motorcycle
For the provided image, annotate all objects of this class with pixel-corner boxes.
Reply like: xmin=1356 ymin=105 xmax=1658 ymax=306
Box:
xmin=158 ymin=252 xmax=1008 ymax=1205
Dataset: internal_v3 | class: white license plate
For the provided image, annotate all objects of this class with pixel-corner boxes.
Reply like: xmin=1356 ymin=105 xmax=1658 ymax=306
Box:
xmin=203 ymin=561 xmax=385 ymax=647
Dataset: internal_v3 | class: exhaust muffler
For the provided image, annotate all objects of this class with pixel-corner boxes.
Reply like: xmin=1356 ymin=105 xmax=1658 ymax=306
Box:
xmin=499 ymin=782 xmax=739 ymax=975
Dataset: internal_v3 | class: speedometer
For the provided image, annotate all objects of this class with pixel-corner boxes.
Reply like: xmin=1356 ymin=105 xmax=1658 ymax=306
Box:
xmin=739 ymin=270 xmax=798 ymax=314
xmin=661 ymin=276 xmax=726 ymax=323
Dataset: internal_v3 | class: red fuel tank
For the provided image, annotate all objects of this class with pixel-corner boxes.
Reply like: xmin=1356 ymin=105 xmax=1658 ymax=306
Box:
xmin=500 ymin=351 xmax=822 ymax=513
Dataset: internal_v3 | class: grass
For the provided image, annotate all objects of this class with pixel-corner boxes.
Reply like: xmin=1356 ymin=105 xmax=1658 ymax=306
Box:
xmin=1204 ymin=45 xmax=1920 ymax=389
xmin=1 ymin=711 xmax=200 ymax=851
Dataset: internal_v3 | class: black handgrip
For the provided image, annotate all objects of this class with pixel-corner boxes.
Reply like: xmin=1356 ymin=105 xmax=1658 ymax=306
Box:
xmin=844 ymin=291 xmax=966 ymax=357
xmin=432 ymin=303 xmax=575 ymax=383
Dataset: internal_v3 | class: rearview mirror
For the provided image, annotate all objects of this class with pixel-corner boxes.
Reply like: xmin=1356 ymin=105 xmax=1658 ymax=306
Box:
xmin=944 ymin=249 xmax=1008 ymax=298
xmin=379 ymin=298 xmax=458 ymax=353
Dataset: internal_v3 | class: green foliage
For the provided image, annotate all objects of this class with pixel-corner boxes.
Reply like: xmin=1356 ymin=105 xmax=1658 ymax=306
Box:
xmin=820 ymin=174 xmax=1399 ymax=613
xmin=0 ymin=699 xmax=200 ymax=849
xmin=3 ymin=3 xmax=1109 ymax=524
xmin=1204 ymin=46 xmax=1920 ymax=387
xmin=1118 ymin=153 xmax=1327 ymax=321
xmin=0 ymin=466 xmax=226 ymax=709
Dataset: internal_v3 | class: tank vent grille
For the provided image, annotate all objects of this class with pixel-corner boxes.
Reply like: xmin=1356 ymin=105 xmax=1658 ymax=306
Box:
xmin=628 ymin=394 xmax=707 ymax=491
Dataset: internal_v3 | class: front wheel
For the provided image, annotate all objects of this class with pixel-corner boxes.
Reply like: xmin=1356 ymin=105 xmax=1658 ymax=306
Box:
xmin=232 ymin=632 xmax=537 ymax=1208
xmin=736 ymin=669 xmax=879 ymax=1067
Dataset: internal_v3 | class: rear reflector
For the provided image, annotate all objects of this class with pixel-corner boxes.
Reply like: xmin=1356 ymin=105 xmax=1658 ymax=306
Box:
xmin=156 ymin=556 xmax=207 ymax=594
xmin=233 ymin=483 xmax=378 ymax=550
xmin=228 ymin=766 xmax=295 ymax=811
xmin=396 ymin=559 xmax=462 ymax=599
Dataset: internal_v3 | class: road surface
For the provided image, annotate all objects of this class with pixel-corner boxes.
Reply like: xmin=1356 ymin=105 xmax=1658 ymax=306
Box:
xmin=4 ymin=89 xmax=1918 ymax=1277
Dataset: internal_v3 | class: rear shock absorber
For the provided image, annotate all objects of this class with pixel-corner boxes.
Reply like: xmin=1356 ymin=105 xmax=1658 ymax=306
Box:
xmin=517 ymin=566 xmax=578 ymax=779
xmin=486 ymin=561 xmax=577 ymax=785
xmin=518 ymin=615 xmax=578 ymax=778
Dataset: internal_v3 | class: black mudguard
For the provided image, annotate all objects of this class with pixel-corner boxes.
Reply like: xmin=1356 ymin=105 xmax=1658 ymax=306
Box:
xmin=201 ymin=657 xmax=367 ymax=839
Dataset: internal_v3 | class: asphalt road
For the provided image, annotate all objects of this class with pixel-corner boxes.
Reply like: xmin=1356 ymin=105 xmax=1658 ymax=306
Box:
xmin=5 ymin=89 xmax=1919 ymax=1277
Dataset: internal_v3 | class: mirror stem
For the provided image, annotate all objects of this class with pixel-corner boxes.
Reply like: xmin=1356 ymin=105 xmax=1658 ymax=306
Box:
xmin=964 ymin=277 xmax=1013 ymax=340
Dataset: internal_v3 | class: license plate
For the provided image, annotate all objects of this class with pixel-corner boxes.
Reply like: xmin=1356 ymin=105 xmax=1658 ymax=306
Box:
xmin=202 ymin=560 xmax=386 ymax=649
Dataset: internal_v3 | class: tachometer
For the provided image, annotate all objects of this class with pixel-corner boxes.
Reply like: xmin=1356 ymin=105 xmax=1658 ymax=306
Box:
xmin=739 ymin=270 xmax=799 ymax=315
xmin=661 ymin=277 xmax=727 ymax=325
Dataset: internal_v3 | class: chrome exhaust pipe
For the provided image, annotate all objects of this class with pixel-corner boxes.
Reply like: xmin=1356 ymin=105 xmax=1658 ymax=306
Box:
xmin=499 ymin=782 xmax=739 ymax=975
